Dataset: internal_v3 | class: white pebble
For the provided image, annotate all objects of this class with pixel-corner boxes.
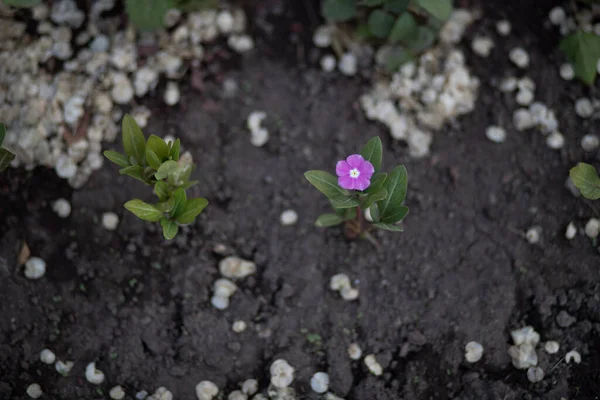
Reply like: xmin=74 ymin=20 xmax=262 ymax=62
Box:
xmin=102 ymin=212 xmax=119 ymax=231
xmin=527 ymin=366 xmax=544 ymax=383
xmin=471 ymin=36 xmax=494 ymax=57
xmin=500 ymin=76 xmax=518 ymax=92
xmin=110 ymin=386 xmax=126 ymax=400
xmin=216 ymin=11 xmax=234 ymax=34
xmin=508 ymin=343 xmax=538 ymax=369
xmin=549 ymin=7 xmax=566 ymax=25
xmin=228 ymin=35 xmax=254 ymax=53
xmin=320 ymin=55 xmax=336 ymax=72
xmin=195 ymin=381 xmax=219 ymax=400
xmin=581 ymin=134 xmax=600 ymax=152
xmin=310 ymin=372 xmax=330 ymax=394
xmin=164 ymin=82 xmax=181 ymax=106
xmin=40 ymin=349 xmax=56 ymax=364
xmin=136 ymin=390 xmax=149 ymax=399
xmin=313 ymin=25 xmax=332 ymax=48
xmin=364 ymin=354 xmax=383 ymax=376
xmin=241 ymin=379 xmax=258 ymax=395
xmin=214 ymin=278 xmax=237 ymax=297
xmin=509 ymin=48 xmax=529 ymax=69
xmin=247 ymin=111 xmax=269 ymax=147
xmin=232 ymin=320 xmax=247 ymax=333
xmin=85 ymin=362 xmax=105 ymax=385
xmin=546 ymin=131 xmax=565 ymax=149
xmin=585 ymin=218 xmax=600 ymax=238
xmin=340 ymin=286 xmax=359 ymax=301
xmin=565 ymin=222 xmax=577 ymax=240
xmin=26 ymin=383 xmax=43 ymax=399
xmin=219 ymin=257 xmax=256 ymax=279
xmin=565 ymin=350 xmax=581 ymax=364
xmin=211 ymin=295 xmax=230 ymax=310
xmin=544 ymin=341 xmax=560 ymax=354
xmin=270 ymin=359 xmax=294 ymax=388
xmin=111 ymin=73 xmax=134 ymax=104
xmin=485 ymin=125 xmax=506 ymax=143
xmin=330 ymin=274 xmax=351 ymax=291
xmin=496 ymin=20 xmax=511 ymax=36
xmin=513 ymin=108 xmax=535 ymax=131
xmin=348 ymin=343 xmax=362 ymax=360
xmin=24 ymin=257 xmax=46 ymax=280
xmin=339 ymin=53 xmax=357 ymax=76
xmin=464 ymin=341 xmax=484 ymax=363
xmin=516 ymin=89 xmax=534 ymax=106
xmin=55 ymin=360 xmax=74 ymax=375
xmin=526 ymin=226 xmax=541 ymax=244
xmin=55 ymin=154 xmax=77 ymax=179
xmin=575 ymin=98 xmax=594 ymax=118
xmin=559 ymin=63 xmax=574 ymax=80
xmin=511 ymin=326 xmax=540 ymax=346
xmin=52 ymin=198 xmax=71 ymax=218
xmin=280 ymin=210 xmax=298 ymax=226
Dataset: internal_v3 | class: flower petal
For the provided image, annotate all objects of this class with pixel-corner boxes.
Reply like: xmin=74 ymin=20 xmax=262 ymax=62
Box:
xmin=361 ymin=160 xmax=375 ymax=179
xmin=338 ymin=175 xmax=356 ymax=190
xmin=346 ymin=154 xmax=365 ymax=169
xmin=354 ymin=176 xmax=371 ymax=191
xmin=336 ymin=160 xmax=351 ymax=177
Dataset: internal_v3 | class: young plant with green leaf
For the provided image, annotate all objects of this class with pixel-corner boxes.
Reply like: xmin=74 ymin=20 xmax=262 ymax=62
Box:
xmin=322 ymin=0 xmax=453 ymax=71
xmin=0 ymin=123 xmax=16 ymax=172
xmin=304 ymin=137 xmax=409 ymax=243
xmin=570 ymin=162 xmax=600 ymax=200
xmin=104 ymin=115 xmax=208 ymax=239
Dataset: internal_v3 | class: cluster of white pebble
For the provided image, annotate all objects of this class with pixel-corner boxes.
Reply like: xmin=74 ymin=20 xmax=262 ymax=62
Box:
xmin=247 ymin=111 xmax=269 ymax=147
xmin=329 ymin=273 xmax=359 ymax=301
xmin=212 ymin=256 xmax=256 ymax=309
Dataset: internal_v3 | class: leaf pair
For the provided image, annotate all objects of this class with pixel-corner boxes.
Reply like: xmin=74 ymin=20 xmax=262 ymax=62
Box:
xmin=0 ymin=123 xmax=16 ymax=172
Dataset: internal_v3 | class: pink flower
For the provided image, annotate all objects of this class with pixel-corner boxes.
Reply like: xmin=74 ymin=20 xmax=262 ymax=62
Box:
xmin=336 ymin=154 xmax=374 ymax=191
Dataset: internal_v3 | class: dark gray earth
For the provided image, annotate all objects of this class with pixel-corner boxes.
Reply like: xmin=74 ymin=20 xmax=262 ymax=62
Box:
xmin=1 ymin=0 xmax=600 ymax=399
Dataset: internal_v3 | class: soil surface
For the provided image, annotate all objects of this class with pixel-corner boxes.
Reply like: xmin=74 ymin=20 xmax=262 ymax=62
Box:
xmin=1 ymin=1 xmax=600 ymax=399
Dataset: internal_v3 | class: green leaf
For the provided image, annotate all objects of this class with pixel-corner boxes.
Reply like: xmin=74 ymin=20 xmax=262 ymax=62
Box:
xmin=154 ymin=181 xmax=170 ymax=200
xmin=155 ymin=160 xmax=178 ymax=180
xmin=335 ymin=207 xmax=357 ymax=220
xmin=384 ymin=47 xmax=414 ymax=72
xmin=366 ymin=172 xmax=387 ymax=194
xmin=360 ymin=136 xmax=383 ymax=172
xmin=122 ymin=114 xmax=146 ymax=165
xmin=416 ymin=0 xmax=452 ymax=21
xmin=362 ymin=188 xmax=388 ymax=209
xmin=125 ymin=0 xmax=173 ymax=31
xmin=124 ymin=199 xmax=164 ymax=222
xmin=331 ymin=196 xmax=361 ymax=209
xmin=369 ymin=203 xmax=380 ymax=222
xmin=175 ymin=197 xmax=208 ymax=224
xmin=170 ymin=188 xmax=187 ymax=218
xmin=2 ymin=0 xmax=41 ymax=7
xmin=0 ymin=123 xmax=5 ymax=146
xmin=405 ymin=26 xmax=436 ymax=52
xmin=169 ymin=138 xmax=181 ymax=161
xmin=373 ymin=222 xmax=405 ymax=231
xmin=104 ymin=150 xmax=130 ymax=168
xmin=146 ymin=149 xmax=162 ymax=170
xmin=181 ymin=180 xmax=199 ymax=189
xmin=384 ymin=0 xmax=410 ymax=13
xmin=358 ymin=0 xmax=384 ymax=5
xmin=368 ymin=9 xmax=395 ymax=38
xmin=322 ymin=0 xmax=357 ymax=22
xmin=316 ymin=213 xmax=345 ymax=227
xmin=160 ymin=218 xmax=179 ymax=240
xmin=147 ymin=134 xmax=170 ymax=160
xmin=570 ymin=163 xmax=600 ymax=200
xmin=377 ymin=165 xmax=408 ymax=223
xmin=0 ymin=148 xmax=15 ymax=172
xmin=119 ymin=165 xmax=147 ymax=184
xmin=304 ymin=170 xmax=348 ymax=200
xmin=389 ymin=13 xmax=418 ymax=43
xmin=156 ymin=198 xmax=175 ymax=213
xmin=559 ymin=30 xmax=600 ymax=85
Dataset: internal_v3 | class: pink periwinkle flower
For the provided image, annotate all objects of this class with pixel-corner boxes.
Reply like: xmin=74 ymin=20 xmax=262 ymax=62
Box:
xmin=336 ymin=154 xmax=375 ymax=191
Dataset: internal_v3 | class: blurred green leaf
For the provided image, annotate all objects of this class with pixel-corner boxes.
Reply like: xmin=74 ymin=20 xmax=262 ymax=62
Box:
xmin=154 ymin=181 xmax=170 ymax=200
xmin=361 ymin=136 xmax=383 ymax=171
xmin=377 ymin=165 xmax=408 ymax=223
xmin=124 ymin=199 xmax=164 ymax=221
xmin=146 ymin=149 xmax=162 ymax=170
xmin=570 ymin=162 xmax=600 ymax=200
xmin=416 ymin=0 xmax=452 ymax=21
xmin=155 ymin=160 xmax=178 ymax=180
xmin=304 ymin=170 xmax=349 ymax=200
xmin=176 ymin=197 xmax=208 ymax=224
xmin=125 ymin=0 xmax=173 ymax=31
xmin=366 ymin=172 xmax=387 ymax=194
xmin=104 ymin=150 xmax=130 ymax=168
xmin=369 ymin=203 xmax=380 ymax=222
xmin=156 ymin=197 xmax=175 ymax=213
xmin=362 ymin=188 xmax=387 ymax=209
xmin=160 ymin=218 xmax=179 ymax=240
xmin=316 ymin=213 xmax=345 ymax=227
xmin=384 ymin=0 xmax=409 ymax=13
xmin=122 ymin=114 xmax=146 ymax=165
xmin=389 ymin=13 xmax=417 ymax=43
xmin=181 ymin=180 xmax=199 ymax=189
xmin=331 ymin=195 xmax=361 ymax=209
xmin=322 ymin=0 xmax=357 ymax=22
xmin=559 ymin=30 xmax=600 ymax=85
xmin=368 ymin=9 xmax=395 ymax=38
xmin=0 ymin=148 xmax=15 ymax=172
xmin=3 ymin=0 xmax=41 ymax=7
xmin=405 ymin=26 xmax=436 ymax=52
xmin=170 ymin=188 xmax=187 ymax=218
xmin=147 ymin=134 xmax=169 ymax=160
xmin=169 ymin=138 xmax=181 ymax=161
xmin=119 ymin=165 xmax=147 ymax=184
xmin=373 ymin=222 xmax=405 ymax=231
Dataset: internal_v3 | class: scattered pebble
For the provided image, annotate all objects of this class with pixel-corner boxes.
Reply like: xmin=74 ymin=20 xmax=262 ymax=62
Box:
xmin=565 ymin=350 xmax=581 ymax=364
xmin=247 ymin=111 xmax=269 ymax=147
xmin=228 ymin=35 xmax=254 ymax=53
xmin=556 ymin=310 xmax=576 ymax=328
xmin=575 ymin=98 xmax=594 ymax=118
xmin=195 ymin=381 xmax=219 ymax=400
xmin=464 ymin=341 xmax=484 ymax=363
xmin=527 ymin=366 xmax=544 ymax=383
xmin=585 ymin=218 xmax=600 ymax=238
xmin=509 ymin=48 xmax=529 ymax=69
xmin=546 ymin=131 xmax=565 ymax=149
xmin=485 ymin=125 xmax=506 ymax=143
xmin=544 ymin=341 xmax=560 ymax=354
xmin=310 ymin=372 xmax=330 ymax=394
xmin=348 ymin=343 xmax=363 ymax=360
xmin=55 ymin=360 xmax=74 ymax=376
xmin=338 ymin=52 xmax=357 ymax=76
xmin=52 ymin=198 xmax=72 ymax=218
xmin=320 ymin=55 xmax=336 ymax=72
xmin=270 ymin=359 xmax=294 ymax=388
xmin=565 ymin=222 xmax=577 ymax=240
xmin=471 ymin=36 xmax=494 ymax=57
xmin=313 ymin=26 xmax=333 ymax=48
xmin=559 ymin=63 xmax=574 ymax=80
xmin=26 ymin=383 xmax=43 ymax=399
xmin=549 ymin=7 xmax=566 ymax=25
xmin=280 ymin=210 xmax=298 ymax=226
xmin=341 ymin=287 xmax=359 ymax=301
xmin=526 ymin=226 xmax=541 ymax=244
xmin=110 ymin=386 xmax=126 ymax=400
xmin=500 ymin=76 xmax=518 ymax=92
xmin=496 ymin=20 xmax=511 ymax=36
xmin=24 ymin=257 xmax=46 ymax=279
xmin=364 ymin=354 xmax=383 ymax=376
xmin=241 ymin=379 xmax=258 ymax=396
xmin=581 ymin=134 xmax=600 ymax=152
xmin=40 ymin=349 xmax=56 ymax=364
xmin=85 ymin=362 xmax=105 ymax=385
xmin=233 ymin=320 xmax=247 ymax=333
xmin=102 ymin=212 xmax=119 ymax=231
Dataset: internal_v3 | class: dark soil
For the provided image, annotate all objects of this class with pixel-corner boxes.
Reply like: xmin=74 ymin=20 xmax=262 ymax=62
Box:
xmin=1 ymin=1 xmax=600 ymax=399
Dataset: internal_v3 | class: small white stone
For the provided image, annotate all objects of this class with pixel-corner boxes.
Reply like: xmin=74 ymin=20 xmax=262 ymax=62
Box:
xmin=348 ymin=343 xmax=362 ymax=360
xmin=228 ymin=390 xmax=247 ymax=400
xmin=228 ymin=35 xmax=254 ymax=53
xmin=559 ymin=63 xmax=574 ymax=80
xmin=110 ymin=386 xmax=126 ymax=400
xmin=330 ymin=274 xmax=351 ymax=291
xmin=85 ymin=362 xmax=105 ymax=385
xmin=26 ymin=383 xmax=43 ymax=399
xmin=471 ymin=36 xmax=494 ymax=57
xmin=270 ymin=359 xmax=294 ymax=388
xmin=513 ymin=109 xmax=535 ymax=131
xmin=52 ymin=198 xmax=71 ymax=218
xmin=496 ymin=20 xmax=511 ymax=36
xmin=241 ymin=379 xmax=258 ymax=395
xmin=247 ymin=111 xmax=269 ymax=147
xmin=585 ymin=218 xmax=600 ymax=238
xmin=510 ymin=326 xmax=540 ymax=346
xmin=516 ymin=89 xmax=534 ymax=106
xmin=544 ymin=341 xmax=560 ymax=354
xmin=339 ymin=53 xmax=357 ymax=76
xmin=310 ymin=372 xmax=330 ymax=394
xmin=219 ymin=257 xmax=256 ymax=279
xmin=55 ymin=154 xmax=77 ymax=179
xmin=320 ymin=55 xmax=336 ymax=72
xmin=90 ymin=35 xmax=110 ymax=52
xmin=134 ymin=67 xmax=159 ymax=97
xmin=464 ymin=341 xmax=484 ymax=363
xmin=233 ymin=320 xmax=247 ymax=333
xmin=485 ymin=125 xmax=506 ymax=143
xmin=313 ymin=25 xmax=333 ymax=48
xmin=214 ymin=278 xmax=237 ymax=297
xmin=340 ymin=286 xmax=359 ymax=301
xmin=565 ymin=222 xmax=577 ymax=240
xmin=526 ymin=227 xmax=541 ymax=244
xmin=136 ymin=390 xmax=149 ymax=399
xmin=148 ymin=387 xmax=172 ymax=400
xmin=364 ymin=354 xmax=382 ymax=376
xmin=527 ymin=366 xmax=544 ymax=383
xmin=24 ymin=257 xmax=46 ymax=280
xmin=508 ymin=343 xmax=538 ymax=369
xmin=509 ymin=48 xmax=529 ymax=69
xmin=581 ymin=134 xmax=600 ymax=152
xmin=102 ymin=212 xmax=119 ymax=231
xmin=55 ymin=360 xmax=74 ymax=375
xmin=546 ymin=131 xmax=565 ymax=149
xmin=549 ymin=7 xmax=566 ymax=25
xmin=164 ymin=9 xmax=181 ymax=27
xmin=500 ymin=77 xmax=518 ymax=92
xmin=164 ymin=82 xmax=181 ymax=106
xmin=575 ymin=98 xmax=594 ymax=118
xmin=195 ymin=381 xmax=219 ymax=400
xmin=280 ymin=210 xmax=298 ymax=226
xmin=216 ymin=11 xmax=234 ymax=34
xmin=565 ymin=350 xmax=581 ymax=364
xmin=40 ymin=349 xmax=56 ymax=364
xmin=211 ymin=295 xmax=229 ymax=310
xmin=111 ymin=74 xmax=134 ymax=104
